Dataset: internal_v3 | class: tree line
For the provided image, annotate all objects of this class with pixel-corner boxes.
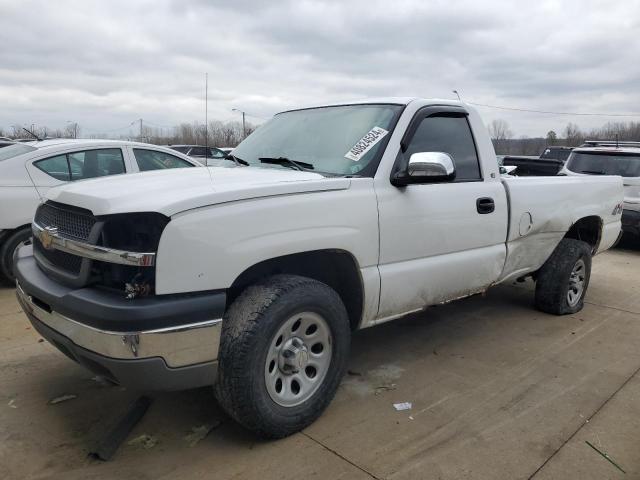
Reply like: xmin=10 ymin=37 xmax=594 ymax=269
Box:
xmin=0 ymin=122 xmax=81 ymax=141
xmin=0 ymin=119 xmax=256 ymax=148
xmin=488 ymin=119 xmax=640 ymax=156
xmin=137 ymin=120 xmax=257 ymax=147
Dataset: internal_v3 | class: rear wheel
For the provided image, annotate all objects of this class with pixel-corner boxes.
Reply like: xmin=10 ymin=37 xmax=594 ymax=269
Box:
xmin=215 ymin=274 xmax=350 ymax=438
xmin=0 ymin=228 xmax=31 ymax=285
xmin=534 ymin=238 xmax=592 ymax=315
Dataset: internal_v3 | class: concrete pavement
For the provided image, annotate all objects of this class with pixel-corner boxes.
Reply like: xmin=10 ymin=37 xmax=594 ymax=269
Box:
xmin=1 ymin=238 xmax=639 ymax=479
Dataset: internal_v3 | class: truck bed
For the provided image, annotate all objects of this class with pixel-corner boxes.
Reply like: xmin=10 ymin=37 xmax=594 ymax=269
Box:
xmin=499 ymin=175 xmax=622 ymax=283
xmin=502 ymin=156 xmax=564 ymax=176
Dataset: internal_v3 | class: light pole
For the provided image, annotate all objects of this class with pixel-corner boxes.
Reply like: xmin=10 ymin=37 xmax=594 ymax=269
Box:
xmin=232 ymin=108 xmax=247 ymax=138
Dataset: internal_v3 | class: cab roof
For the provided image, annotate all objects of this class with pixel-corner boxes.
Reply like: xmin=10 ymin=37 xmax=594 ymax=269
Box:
xmin=281 ymin=97 xmax=465 ymax=113
xmin=21 ymin=138 xmax=164 ymax=152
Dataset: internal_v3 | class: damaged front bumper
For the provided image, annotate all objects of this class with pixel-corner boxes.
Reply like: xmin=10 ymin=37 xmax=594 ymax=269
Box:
xmin=14 ymin=246 xmax=226 ymax=391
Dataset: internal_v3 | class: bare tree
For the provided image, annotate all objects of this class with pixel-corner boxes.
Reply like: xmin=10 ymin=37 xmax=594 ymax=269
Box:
xmin=11 ymin=124 xmax=24 ymax=138
xmin=488 ymin=119 xmax=513 ymax=141
xmin=563 ymin=123 xmax=584 ymax=146
xmin=64 ymin=122 xmax=80 ymax=139
xmin=546 ymin=130 xmax=557 ymax=145
xmin=488 ymin=119 xmax=513 ymax=155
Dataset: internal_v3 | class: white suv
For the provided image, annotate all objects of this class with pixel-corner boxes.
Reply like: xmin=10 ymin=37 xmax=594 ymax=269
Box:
xmin=560 ymin=141 xmax=640 ymax=238
xmin=0 ymin=139 xmax=203 ymax=283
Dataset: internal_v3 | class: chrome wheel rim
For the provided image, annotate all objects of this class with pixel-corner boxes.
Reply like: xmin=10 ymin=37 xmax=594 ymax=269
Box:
xmin=264 ymin=312 xmax=332 ymax=407
xmin=567 ymin=258 xmax=586 ymax=307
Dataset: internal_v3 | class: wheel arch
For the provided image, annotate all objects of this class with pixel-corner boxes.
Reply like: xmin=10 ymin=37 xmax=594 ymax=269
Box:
xmin=0 ymin=223 xmax=31 ymax=244
xmin=228 ymin=249 xmax=364 ymax=331
xmin=564 ymin=215 xmax=603 ymax=254
xmin=0 ymin=223 xmax=32 ymax=282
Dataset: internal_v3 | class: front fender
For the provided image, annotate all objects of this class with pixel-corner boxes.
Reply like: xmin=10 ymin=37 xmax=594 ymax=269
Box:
xmin=155 ymin=179 xmax=379 ymax=294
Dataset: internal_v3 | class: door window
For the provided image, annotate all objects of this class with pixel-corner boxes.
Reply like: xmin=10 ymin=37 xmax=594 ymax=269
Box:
xmin=189 ymin=147 xmax=208 ymax=157
xmin=67 ymin=149 xmax=125 ymax=180
xmin=34 ymin=154 xmax=70 ymax=181
xmin=405 ymin=115 xmax=481 ymax=181
xmin=133 ymin=149 xmax=195 ymax=171
xmin=34 ymin=148 xmax=125 ymax=181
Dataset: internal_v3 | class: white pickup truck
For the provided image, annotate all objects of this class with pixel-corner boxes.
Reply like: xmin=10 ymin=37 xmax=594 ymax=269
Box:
xmin=15 ymin=98 xmax=623 ymax=438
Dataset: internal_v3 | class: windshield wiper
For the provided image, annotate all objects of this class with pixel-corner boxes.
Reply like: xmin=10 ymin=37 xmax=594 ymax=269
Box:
xmin=223 ymin=154 xmax=249 ymax=166
xmin=580 ymin=170 xmax=606 ymax=175
xmin=259 ymin=157 xmax=314 ymax=171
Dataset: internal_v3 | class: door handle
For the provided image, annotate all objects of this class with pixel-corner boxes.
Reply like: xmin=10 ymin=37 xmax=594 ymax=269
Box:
xmin=476 ymin=197 xmax=495 ymax=214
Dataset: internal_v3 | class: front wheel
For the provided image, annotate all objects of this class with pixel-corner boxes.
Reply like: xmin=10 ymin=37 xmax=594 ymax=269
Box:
xmin=215 ymin=274 xmax=351 ymax=438
xmin=534 ymin=238 xmax=592 ymax=315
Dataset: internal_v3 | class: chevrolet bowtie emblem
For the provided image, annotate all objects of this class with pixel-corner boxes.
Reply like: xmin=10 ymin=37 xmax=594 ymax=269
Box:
xmin=41 ymin=226 xmax=58 ymax=250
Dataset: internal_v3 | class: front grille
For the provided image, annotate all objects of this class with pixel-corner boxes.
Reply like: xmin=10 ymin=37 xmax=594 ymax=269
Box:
xmin=35 ymin=202 xmax=96 ymax=241
xmin=34 ymin=237 xmax=82 ymax=274
xmin=32 ymin=202 xmax=162 ymax=292
xmin=33 ymin=202 xmax=95 ymax=279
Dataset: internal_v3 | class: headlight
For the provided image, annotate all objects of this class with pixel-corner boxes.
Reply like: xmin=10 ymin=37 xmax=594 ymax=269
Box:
xmin=93 ymin=213 xmax=169 ymax=297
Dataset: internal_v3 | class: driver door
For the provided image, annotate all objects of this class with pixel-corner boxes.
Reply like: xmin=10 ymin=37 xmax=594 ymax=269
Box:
xmin=376 ymin=106 xmax=508 ymax=320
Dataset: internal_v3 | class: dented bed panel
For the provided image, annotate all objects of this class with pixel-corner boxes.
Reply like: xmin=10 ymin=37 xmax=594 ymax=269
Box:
xmin=499 ymin=232 xmax=565 ymax=284
xmin=502 ymin=175 xmax=622 ymax=242
xmin=499 ymin=175 xmax=623 ymax=281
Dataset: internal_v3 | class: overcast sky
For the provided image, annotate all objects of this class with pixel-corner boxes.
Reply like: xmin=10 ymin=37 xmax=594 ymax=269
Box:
xmin=1 ymin=0 xmax=639 ymax=138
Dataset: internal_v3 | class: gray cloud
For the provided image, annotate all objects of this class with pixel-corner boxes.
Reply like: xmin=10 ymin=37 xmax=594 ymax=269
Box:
xmin=1 ymin=0 xmax=639 ymax=137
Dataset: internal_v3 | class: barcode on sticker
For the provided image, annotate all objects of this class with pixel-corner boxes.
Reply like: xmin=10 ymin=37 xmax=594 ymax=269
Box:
xmin=345 ymin=127 xmax=389 ymax=161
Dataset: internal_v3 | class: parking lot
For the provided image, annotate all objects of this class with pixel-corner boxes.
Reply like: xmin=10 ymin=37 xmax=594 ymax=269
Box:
xmin=0 ymin=238 xmax=638 ymax=479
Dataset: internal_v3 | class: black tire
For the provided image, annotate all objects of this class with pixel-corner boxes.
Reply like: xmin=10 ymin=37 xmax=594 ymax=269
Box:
xmin=215 ymin=274 xmax=350 ymax=438
xmin=0 ymin=228 xmax=31 ymax=285
xmin=534 ymin=238 xmax=592 ymax=315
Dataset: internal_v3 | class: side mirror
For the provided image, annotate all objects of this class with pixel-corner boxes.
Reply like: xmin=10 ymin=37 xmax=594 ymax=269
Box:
xmin=392 ymin=151 xmax=456 ymax=186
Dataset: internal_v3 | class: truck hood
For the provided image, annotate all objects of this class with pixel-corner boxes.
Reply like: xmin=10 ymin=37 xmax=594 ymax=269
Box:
xmin=46 ymin=167 xmax=351 ymax=216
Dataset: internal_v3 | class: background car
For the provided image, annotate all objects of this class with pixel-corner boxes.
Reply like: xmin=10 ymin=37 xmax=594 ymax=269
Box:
xmin=167 ymin=144 xmax=229 ymax=165
xmin=0 ymin=139 xmax=202 ymax=284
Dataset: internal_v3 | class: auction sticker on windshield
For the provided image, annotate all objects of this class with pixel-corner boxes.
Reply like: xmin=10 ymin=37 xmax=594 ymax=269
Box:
xmin=344 ymin=127 xmax=389 ymax=161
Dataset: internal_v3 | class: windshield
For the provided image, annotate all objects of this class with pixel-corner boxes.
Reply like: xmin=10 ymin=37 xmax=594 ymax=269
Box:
xmin=232 ymin=104 xmax=403 ymax=176
xmin=566 ymin=151 xmax=640 ymax=177
xmin=0 ymin=144 xmax=36 ymax=161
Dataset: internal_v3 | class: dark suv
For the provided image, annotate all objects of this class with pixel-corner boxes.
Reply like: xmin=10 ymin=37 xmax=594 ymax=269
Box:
xmin=167 ymin=145 xmax=227 ymax=165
